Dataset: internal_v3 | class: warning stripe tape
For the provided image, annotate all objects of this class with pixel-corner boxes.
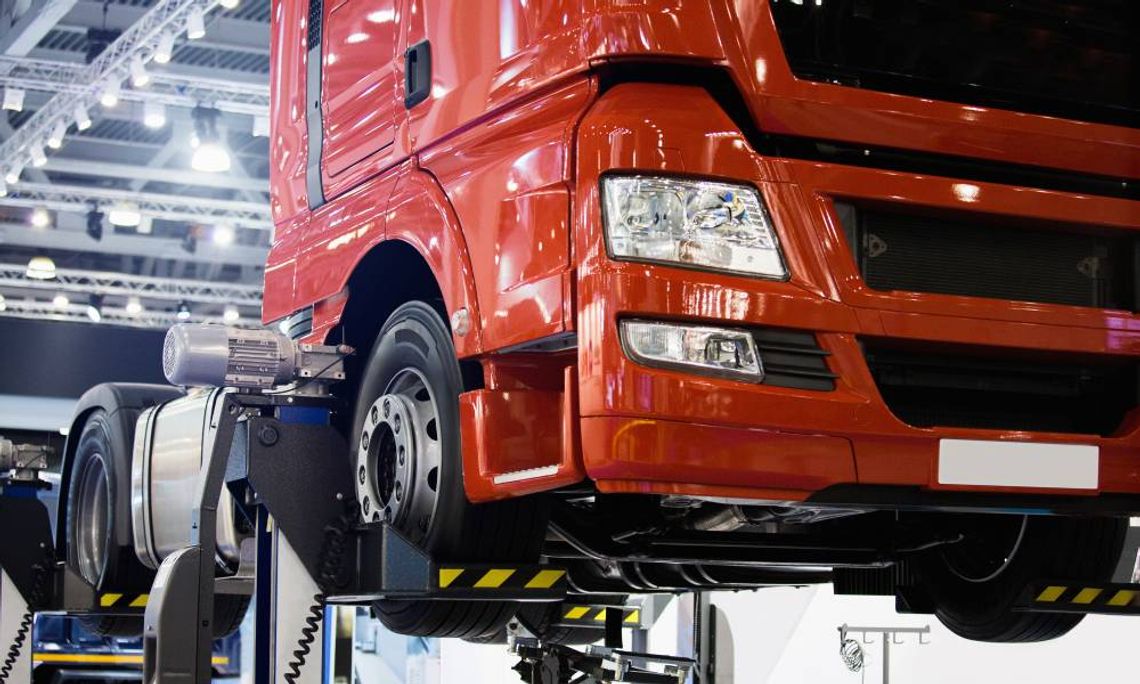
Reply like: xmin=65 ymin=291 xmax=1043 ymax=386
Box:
xmin=559 ymin=606 xmax=642 ymax=627
xmin=33 ymin=653 xmax=230 ymax=666
xmin=436 ymin=568 xmax=566 ymax=591
xmin=97 ymin=593 xmax=149 ymax=609
xmin=1033 ymin=585 xmax=1139 ymax=609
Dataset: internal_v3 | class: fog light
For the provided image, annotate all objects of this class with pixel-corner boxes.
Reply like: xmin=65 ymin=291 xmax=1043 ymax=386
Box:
xmin=620 ymin=320 xmax=763 ymax=382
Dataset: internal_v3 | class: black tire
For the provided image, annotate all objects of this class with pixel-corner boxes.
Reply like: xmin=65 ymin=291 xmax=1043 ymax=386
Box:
xmin=917 ymin=514 xmax=1127 ymax=642
xmin=467 ymin=595 xmax=629 ymax=645
xmin=76 ymin=595 xmax=249 ymax=640
xmin=354 ymin=302 xmax=547 ymax=638
xmin=66 ymin=410 xmax=153 ymax=611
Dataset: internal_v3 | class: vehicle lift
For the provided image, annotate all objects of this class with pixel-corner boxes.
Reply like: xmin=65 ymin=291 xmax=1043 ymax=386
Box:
xmin=0 ymin=384 xmax=694 ymax=684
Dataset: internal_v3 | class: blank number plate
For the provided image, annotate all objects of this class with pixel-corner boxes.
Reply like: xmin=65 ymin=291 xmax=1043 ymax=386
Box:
xmin=938 ymin=439 xmax=1099 ymax=490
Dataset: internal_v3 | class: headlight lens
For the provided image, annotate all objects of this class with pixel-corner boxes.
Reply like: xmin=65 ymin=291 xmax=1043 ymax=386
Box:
xmin=602 ymin=175 xmax=787 ymax=279
xmin=620 ymin=319 xmax=764 ymax=382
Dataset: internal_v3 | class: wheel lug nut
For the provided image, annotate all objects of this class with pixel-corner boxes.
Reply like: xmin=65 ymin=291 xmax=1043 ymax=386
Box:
xmin=383 ymin=400 xmax=390 ymax=417
xmin=358 ymin=466 xmax=366 ymax=484
xmin=395 ymin=482 xmax=402 ymax=501
xmin=394 ymin=414 xmax=401 ymax=433
xmin=371 ymin=406 xmax=379 ymax=424
xmin=361 ymin=431 xmax=369 ymax=450
xmin=398 ymin=445 xmax=405 ymax=465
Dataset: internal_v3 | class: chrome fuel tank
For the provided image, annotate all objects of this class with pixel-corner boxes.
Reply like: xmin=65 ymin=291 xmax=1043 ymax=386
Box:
xmin=131 ymin=387 xmax=244 ymax=569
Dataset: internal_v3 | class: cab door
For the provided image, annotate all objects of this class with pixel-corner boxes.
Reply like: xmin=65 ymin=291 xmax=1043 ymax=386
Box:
xmin=321 ymin=0 xmax=399 ymax=179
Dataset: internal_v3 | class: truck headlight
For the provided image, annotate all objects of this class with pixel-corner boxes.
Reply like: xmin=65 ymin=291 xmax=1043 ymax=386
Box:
xmin=620 ymin=319 xmax=764 ymax=382
xmin=602 ymin=175 xmax=787 ymax=279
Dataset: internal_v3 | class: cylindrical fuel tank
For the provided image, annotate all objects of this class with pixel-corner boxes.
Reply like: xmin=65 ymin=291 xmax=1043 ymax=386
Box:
xmin=131 ymin=387 xmax=244 ymax=569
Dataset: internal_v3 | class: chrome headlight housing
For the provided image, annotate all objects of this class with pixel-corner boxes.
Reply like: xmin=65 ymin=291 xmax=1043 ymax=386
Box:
xmin=601 ymin=175 xmax=787 ymax=279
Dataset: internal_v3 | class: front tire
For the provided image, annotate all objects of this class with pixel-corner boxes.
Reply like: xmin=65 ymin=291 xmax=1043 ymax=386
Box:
xmin=917 ymin=514 xmax=1126 ymax=642
xmin=353 ymin=301 xmax=547 ymax=638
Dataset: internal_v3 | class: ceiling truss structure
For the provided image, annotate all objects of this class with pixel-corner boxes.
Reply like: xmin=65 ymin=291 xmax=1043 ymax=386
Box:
xmin=0 ymin=55 xmax=268 ymax=116
xmin=3 ymin=181 xmax=272 ymax=230
xmin=0 ymin=262 xmax=262 ymax=305
xmin=0 ymin=297 xmax=260 ymax=329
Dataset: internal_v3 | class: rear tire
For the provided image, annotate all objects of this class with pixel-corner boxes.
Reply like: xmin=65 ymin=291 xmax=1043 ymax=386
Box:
xmin=353 ymin=302 xmax=547 ymax=638
xmin=917 ymin=515 xmax=1126 ymax=642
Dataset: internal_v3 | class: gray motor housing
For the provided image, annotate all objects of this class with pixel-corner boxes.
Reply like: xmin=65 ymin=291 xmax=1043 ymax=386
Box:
xmin=163 ymin=324 xmax=297 ymax=389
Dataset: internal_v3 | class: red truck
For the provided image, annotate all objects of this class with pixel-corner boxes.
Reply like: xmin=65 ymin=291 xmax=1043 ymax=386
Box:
xmin=56 ymin=0 xmax=1140 ymax=646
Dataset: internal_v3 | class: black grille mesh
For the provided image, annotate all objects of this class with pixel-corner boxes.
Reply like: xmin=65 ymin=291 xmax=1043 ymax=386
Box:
xmin=838 ymin=203 xmax=1137 ymax=311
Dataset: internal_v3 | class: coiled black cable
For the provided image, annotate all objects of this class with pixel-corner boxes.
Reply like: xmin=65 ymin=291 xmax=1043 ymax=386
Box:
xmin=283 ymin=499 xmax=357 ymax=684
xmin=0 ymin=553 xmax=52 ymax=684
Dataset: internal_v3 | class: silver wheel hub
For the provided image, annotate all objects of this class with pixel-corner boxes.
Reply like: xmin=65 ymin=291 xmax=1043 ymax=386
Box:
xmin=356 ymin=368 xmax=442 ymax=541
xmin=74 ymin=453 xmax=110 ymax=587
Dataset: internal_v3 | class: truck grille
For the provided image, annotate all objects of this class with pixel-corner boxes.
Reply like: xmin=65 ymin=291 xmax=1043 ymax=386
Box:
xmin=753 ymin=329 xmax=836 ymax=392
xmin=836 ymin=203 xmax=1138 ymax=311
xmin=862 ymin=341 xmax=1138 ymax=436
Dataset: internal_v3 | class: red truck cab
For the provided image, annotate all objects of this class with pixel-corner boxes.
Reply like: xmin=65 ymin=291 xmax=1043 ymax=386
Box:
xmin=267 ymin=0 xmax=1140 ymax=643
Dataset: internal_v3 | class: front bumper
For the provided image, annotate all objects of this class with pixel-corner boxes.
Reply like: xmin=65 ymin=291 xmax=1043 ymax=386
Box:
xmin=574 ymin=83 xmax=1140 ymax=506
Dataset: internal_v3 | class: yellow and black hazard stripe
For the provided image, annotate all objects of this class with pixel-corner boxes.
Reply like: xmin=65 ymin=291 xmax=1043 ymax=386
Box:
xmin=33 ymin=653 xmax=230 ymax=666
xmin=96 ymin=593 xmax=149 ymax=610
xmin=436 ymin=567 xmax=566 ymax=592
xmin=556 ymin=605 xmax=643 ymax=629
xmin=1023 ymin=582 xmax=1140 ymax=614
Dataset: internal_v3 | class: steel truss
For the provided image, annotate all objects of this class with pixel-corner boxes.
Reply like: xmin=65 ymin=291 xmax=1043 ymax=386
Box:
xmin=2 ymin=181 xmax=272 ymax=230
xmin=0 ymin=262 xmax=263 ymax=305
xmin=0 ymin=0 xmax=235 ymax=169
xmin=0 ymin=298 xmax=260 ymax=329
xmin=0 ymin=56 xmax=268 ymax=116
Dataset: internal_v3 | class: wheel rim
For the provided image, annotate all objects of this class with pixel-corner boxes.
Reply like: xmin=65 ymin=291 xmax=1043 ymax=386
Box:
xmin=74 ymin=453 xmax=111 ymax=587
xmin=360 ymin=368 xmax=442 ymax=541
xmin=941 ymin=515 xmax=1028 ymax=584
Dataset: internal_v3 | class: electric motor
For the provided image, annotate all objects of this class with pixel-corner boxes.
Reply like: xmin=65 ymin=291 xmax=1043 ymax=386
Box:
xmin=163 ymin=324 xmax=297 ymax=389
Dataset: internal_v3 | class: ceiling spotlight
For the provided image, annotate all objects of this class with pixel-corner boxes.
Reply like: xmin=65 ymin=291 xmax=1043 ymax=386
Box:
xmin=129 ymin=55 xmax=151 ymax=88
xmin=47 ymin=120 xmax=68 ymax=150
xmin=2 ymin=87 xmax=25 ymax=112
xmin=31 ymin=206 xmax=51 ymax=229
xmin=136 ymin=216 xmax=153 ymax=234
xmin=190 ymin=107 xmax=231 ymax=173
xmin=212 ymin=224 xmax=235 ymax=246
xmin=0 ymin=294 xmax=6 ymax=312
xmin=176 ymin=301 xmax=192 ymax=321
xmin=125 ymin=296 xmax=144 ymax=316
xmin=29 ymin=144 xmax=47 ymax=168
xmin=4 ymin=161 xmax=22 ymax=184
xmin=219 ymin=0 xmax=240 ymax=9
xmin=107 ymin=201 xmax=142 ymax=227
xmin=86 ymin=294 xmax=104 ymax=322
xmin=86 ymin=206 xmax=104 ymax=241
xmin=223 ymin=305 xmax=240 ymax=324
xmin=252 ymin=115 xmax=270 ymax=138
xmin=186 ymin=6 xmax=206 ymax=40
xmin=182 ymin=233 xmax=198 ymax=254
xmin=26 ymin=256 xmax=57 ymax=280
xmin=154 ymin=31 xmax=175 ymax=64
xmin=52 ymin=293 xmax=70 ymax=310
xmin=143 ymin=101 xmax=167 ymax=129
xmin=74 ymin=104 xmax=92 ymax=131
xmin=100 ymin=78 xmax=122 ymax=108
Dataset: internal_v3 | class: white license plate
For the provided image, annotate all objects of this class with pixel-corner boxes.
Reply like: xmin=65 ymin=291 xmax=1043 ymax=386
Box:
xmin=938 ymin=439 xmax=1099 ymax=489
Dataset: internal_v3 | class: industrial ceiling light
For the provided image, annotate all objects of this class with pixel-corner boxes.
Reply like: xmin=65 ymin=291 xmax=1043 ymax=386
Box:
xmin=107 ymin=201 xmax=142 ymax=227
xmin=136 ymin=216 xmax=153 ymax=234
xmin=252 ymin=115 xmax=270 ymax=138
xmin=100 ymin=78 xmax=122 ymax=108
xmin=219 ymin=0 xmax=240 ymax=9
xmin=74 ymin=104 xmax=92 ymax=131
xmin=25 ymin=256 xmax=57 ymax=280
xmin=0 ymin=294 xmax=6 ymax=312
xmin=186 ymin=6 xmax=207 ymax=40
xmin=129 ymin=55 xmax=151 ymax=88
xmin=223 ymin=305 xmax=240 ymax=323
xmin=29 ymin=143 xmax=47 ymax=168
xmin=154 ymin=31 xmax=175 ymax=64
xmin=52 ymin=293 xmax=70 ymax=310
xmin=143 ymin=101 xmax=167 ymax=129
xmin=176 ymin=301 xmax=192 ymax=320
xmin=212 ymin=224 xmax=235 ymax=246
xmin=2 ymin=87 xmax=25 ymax=112
xmin=86 ymin=205 xmax=104 ymax=241
xmin=86 ymin=294 xmax=104 ymax=322
xmin=190 ymin=107 xmax=231 ymax=173
xmin=47 ymin=120 xmax=67 ymax=150
xmin=125 ymin=296 xmax=144 ymax=316
xmin=30 ymin=206 xmax=51 ymax=229
xmin=4 ymin=160 xmax=24 ymax=184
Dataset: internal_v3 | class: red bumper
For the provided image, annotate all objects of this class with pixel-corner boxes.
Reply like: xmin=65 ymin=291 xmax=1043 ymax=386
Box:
xmin=573 ymin=83 xmax=1140 ymax=505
